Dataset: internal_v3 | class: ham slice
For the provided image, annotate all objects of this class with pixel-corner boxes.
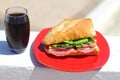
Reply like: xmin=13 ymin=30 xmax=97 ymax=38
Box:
xmin=46 ymin=47 xmax=96 ymax=56
xmin=47 ymin=48 xmax=74 ymax=56
xmin=44 ymin=42 xmax=98 ymax=57
xmin=77 ymin=47 xmax=95 ymax=53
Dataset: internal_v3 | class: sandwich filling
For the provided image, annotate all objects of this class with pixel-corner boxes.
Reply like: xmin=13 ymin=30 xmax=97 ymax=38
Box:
xmin=45 ymin=37 xmax=97 ymax=56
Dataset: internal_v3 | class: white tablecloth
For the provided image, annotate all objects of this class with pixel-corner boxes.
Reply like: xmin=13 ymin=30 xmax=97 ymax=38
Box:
xmin=0 ymin=30 xmax=120 ymax=80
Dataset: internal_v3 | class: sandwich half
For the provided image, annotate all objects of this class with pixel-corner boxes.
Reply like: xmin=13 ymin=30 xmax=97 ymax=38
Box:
xmin=42 ymin=18 xmax=99 ymax=57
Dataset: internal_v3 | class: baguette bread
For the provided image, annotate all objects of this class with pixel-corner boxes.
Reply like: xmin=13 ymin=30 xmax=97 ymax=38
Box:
xmin=42 ymin=18 xmax=96 ymax=45
xmin=42 ymin=18 xmax=99 ymax=57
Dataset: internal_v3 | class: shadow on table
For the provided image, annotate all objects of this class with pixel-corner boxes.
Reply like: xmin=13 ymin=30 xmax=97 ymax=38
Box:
xmin=30 ymin=43 xmax=46 ymax=67
xmin=0 ymin=41 xmax=16 ymax=55
xmin=29 ymin=43 xmax=101 ymax=80
xmin=92 ymin=72 xmax=120 ymax=80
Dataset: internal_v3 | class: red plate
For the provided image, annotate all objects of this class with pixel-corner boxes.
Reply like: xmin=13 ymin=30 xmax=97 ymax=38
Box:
xmin=33 ymin=28 xmax=110 ymax=72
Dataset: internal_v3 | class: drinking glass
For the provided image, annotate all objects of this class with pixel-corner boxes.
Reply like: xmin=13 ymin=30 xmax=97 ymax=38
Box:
xmin=4 ymin=6 xmax=30 ymax=53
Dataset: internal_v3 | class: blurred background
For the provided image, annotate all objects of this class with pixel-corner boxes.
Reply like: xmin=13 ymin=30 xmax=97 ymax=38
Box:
xmin=0 ymin=0 xmax=120 ymax=35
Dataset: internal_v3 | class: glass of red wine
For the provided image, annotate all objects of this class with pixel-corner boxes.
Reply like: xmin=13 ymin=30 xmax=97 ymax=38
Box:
xmin=4 ymin=6 xmax=30 ymax=53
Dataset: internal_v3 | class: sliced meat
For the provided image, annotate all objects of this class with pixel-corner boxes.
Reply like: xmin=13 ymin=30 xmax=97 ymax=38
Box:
xmin=47 ymin=48 xmax=74 ymax=56
xmin=44 ymin=42 xmax=97 ymax=57
xmin=77 ymin=47 xmax=95 ymax=53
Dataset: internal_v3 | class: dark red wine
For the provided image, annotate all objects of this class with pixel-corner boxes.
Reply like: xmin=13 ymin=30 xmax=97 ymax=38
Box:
xmin=5 ymin=13 xmax=30 ymax=50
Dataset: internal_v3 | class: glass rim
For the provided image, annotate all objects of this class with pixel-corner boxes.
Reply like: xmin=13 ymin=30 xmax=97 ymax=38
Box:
xmin=5 ymin=6 xmax=28 ymax=17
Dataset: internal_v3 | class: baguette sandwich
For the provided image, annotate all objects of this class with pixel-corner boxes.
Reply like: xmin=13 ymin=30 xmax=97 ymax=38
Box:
xmin=42 ymin=18 xmax=99 ymax=57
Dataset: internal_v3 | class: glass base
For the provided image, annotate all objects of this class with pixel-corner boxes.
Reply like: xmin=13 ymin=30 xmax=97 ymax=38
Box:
xmin=11 ymin=48 xmax=25 ymax=54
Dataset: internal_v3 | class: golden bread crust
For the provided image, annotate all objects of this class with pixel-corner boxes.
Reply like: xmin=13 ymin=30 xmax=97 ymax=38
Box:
xmin=42 ymin=18 xmax=96 ymax=45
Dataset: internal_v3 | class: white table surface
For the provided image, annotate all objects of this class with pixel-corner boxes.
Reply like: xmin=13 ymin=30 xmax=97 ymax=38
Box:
xmin=0 ymin=30 xmax=120 ymax=80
